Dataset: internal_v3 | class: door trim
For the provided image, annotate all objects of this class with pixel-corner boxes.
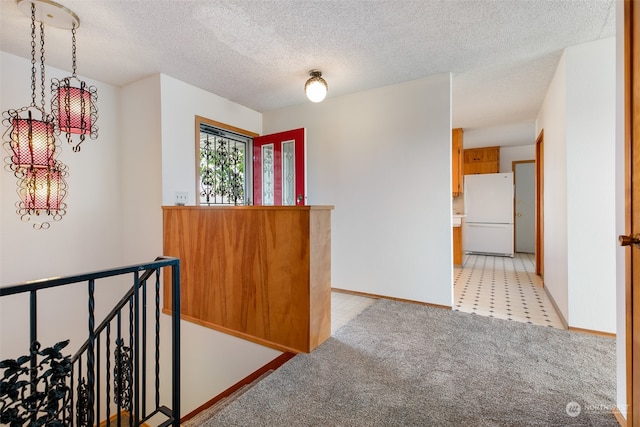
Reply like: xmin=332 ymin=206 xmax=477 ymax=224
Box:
xmin=535 ymin=130 xmax=544 ymax=279
xmin=624 ymin=0 xmax=638 ymax=423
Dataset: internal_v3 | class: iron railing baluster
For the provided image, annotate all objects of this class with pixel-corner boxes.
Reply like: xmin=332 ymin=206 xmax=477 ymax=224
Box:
xmin=0 ymin=258 xmax=180 ymax=426
xmin=117 ymin=310 xmax=122 ymax=427
xmin=142 ymin=275 xmax=147 ymax=419
xmin=106 ymin=322 xmax=111 ymax=425
xmin=70 ymin=366 xmax=75 ymax=425
xmin=155 ymin=268 xmax=161 ymax=409
xmin=29 ymin=290 xmax=37 ymax=425
xmin=172 ymin=262 xmax=181 ymax=426
xmin=87 ymin=278 xmax=95 ymax=426
xmin=133 ymin=271 xmax=140 ymax=426
xmin=77 ymin=354 xmax=84 ymax=426
xmin=129 ymin=294 xmax=134 ymax=427
xmin=96 ymin=332 xmax=101 ymax=427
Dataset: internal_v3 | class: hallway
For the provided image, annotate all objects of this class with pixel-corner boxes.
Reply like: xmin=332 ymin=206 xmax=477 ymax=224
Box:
xmin=454 ymin=253 xmax=565 ymax=328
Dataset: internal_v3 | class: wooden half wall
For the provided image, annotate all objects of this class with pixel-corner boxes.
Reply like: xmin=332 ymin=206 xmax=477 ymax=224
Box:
xmin=162 ymin=205 xmax=333 ymax=353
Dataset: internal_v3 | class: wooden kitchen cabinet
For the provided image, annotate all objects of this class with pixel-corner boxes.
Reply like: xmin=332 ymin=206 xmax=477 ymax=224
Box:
xmin=452 ymin=128 xmax=463 ymax=196
xmin=463 ymin=146 xmax=500 ymax=175
xmin=453 ymin=226 xmax=463 ymax=265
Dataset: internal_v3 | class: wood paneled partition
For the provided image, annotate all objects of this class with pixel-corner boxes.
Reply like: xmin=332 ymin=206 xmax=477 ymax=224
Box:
xmin=162 ymin=206 xmax=333 ymax=353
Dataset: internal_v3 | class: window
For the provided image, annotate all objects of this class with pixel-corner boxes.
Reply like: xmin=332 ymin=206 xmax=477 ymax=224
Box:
xmin=196 ymin=116 xmax=258 ymax=205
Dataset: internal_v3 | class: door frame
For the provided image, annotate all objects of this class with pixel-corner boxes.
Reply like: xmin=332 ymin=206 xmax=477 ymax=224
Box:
xmin=624 ymin=0 xmax=639 ymax=424
xmin=535 ymin=130 xmax=544 ymax=279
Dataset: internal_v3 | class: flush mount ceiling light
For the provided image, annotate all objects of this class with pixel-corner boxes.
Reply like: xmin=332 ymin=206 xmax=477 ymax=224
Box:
xmin=304 ymin=70 xmax=328 ymax=103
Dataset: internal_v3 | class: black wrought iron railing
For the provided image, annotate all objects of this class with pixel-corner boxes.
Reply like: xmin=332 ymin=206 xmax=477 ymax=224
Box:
xmin=0 ymin=256 xmax=180 ymax=427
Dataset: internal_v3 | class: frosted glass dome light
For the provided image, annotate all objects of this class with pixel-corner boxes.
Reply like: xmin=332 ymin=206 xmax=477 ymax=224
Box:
xmin=304 ymin=70 xmax=328 ymax=103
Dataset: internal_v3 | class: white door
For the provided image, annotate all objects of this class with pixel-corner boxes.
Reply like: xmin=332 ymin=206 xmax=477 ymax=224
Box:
xmin=514 ymin=161 xmax=535 ymax=253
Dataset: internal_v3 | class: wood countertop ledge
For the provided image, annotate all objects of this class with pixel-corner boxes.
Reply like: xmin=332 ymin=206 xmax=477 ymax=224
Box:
xmin=162 ymin=205 xmax=334 ymax=210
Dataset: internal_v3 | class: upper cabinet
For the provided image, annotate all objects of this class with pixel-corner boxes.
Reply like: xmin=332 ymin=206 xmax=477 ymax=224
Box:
xmin=452 ymin=128 xmax=463 ymax=196
xmin=463 ymin=146 xmax=500 ymax=175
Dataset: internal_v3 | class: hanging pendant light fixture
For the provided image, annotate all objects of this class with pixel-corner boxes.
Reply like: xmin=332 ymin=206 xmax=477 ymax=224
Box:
xmin=1 ymin=1 xmax=82 ymax=229
xmin=2 ymin=2 xmax=58 ymax=173
xmin=51 ymin=19 xmax=98 ymax=152
xmin=3 ymin=0 xmax=95 ymax=228
xmin=304 ymin=70 xmax=328 ymax=103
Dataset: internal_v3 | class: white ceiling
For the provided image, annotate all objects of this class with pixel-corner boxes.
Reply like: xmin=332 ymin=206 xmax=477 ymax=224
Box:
xmin=0 ymin=0 xmax=615 ymax=147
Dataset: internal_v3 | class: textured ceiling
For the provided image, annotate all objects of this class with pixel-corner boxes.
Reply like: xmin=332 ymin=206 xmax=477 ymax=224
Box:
xmin=0 ymin=0 xmax=615 ymax=145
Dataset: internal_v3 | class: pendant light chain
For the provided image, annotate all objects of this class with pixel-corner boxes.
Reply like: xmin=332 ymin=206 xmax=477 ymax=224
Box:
xmin=29 ymin=3 xmax=37 ymax=108
xmin=39 ymin=21 xmax=46 ymax=115
xmin=71 ymin=23 xmax=77 ymax=77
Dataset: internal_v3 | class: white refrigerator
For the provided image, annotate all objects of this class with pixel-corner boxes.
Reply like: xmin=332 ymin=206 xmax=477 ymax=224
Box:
xmin=463 ymin=173 xmax=514 ymax=257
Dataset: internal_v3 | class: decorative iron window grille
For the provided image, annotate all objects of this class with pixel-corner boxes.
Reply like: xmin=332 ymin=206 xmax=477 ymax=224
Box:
xmin=199 ymin=124 xmax=251 ymax=205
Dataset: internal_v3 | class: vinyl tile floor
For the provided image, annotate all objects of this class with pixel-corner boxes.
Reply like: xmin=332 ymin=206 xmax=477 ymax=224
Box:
xmin=454 ymin=253 xmax=565 ymax=329
xmin=331 ymin=291 xmax=376 ymax=334
xmin=332 ymin=253 xmax=564 ymax=333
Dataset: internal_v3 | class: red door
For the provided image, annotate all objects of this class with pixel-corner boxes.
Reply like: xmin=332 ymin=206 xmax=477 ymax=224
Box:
xmin=253 ymin=128 xmax=306 ymax=206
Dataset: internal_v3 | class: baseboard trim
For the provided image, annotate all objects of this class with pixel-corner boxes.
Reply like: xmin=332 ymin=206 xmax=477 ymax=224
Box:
xmin=180 ymin=351 xmax=296 ymax=423
xmin=541 ymin=287 xmax=617 ymax=337
xmin=613 ymin=405 xmax=627 ymax=427
xmin=568 ymin=326 xmax=616 ymax=339
xmin=331 ymin=288 xmax=452 ymax=310
xmin=541 ymin=285 xmax=569 ymax=329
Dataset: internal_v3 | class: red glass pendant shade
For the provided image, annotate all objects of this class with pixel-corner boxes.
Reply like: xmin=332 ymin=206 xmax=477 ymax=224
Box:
xmin=21 ymin=165 xmax=66 ymax=212
xmin=57 ymin=84 xmax=92 ymax=134
xmin=9 ymin=114 xmax=56 ymax=169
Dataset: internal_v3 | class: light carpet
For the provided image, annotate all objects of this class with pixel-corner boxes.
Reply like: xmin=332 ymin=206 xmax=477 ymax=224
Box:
xmin=201 ymin=299 xmax=617 ymax=426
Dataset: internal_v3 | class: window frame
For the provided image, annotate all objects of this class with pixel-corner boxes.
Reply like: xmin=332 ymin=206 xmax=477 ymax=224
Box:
xmin=195 ymin=116 xmax=259 ymax=206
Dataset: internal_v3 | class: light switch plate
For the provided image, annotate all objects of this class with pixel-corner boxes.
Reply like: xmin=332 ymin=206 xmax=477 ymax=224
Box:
xmin=175 ymin=191 xmax=188 ymax=206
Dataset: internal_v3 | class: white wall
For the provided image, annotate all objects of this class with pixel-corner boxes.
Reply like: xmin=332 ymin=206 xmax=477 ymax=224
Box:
xmin=264 ymin=74 xmax=453 ymax=306
xmin=0 ymin=52 xmax=126 ymax=359
xmin=536 ymin=38 xmax=617 ymax=333
xmin=462 ymin=122 xmax=536 ymax=149
xmin=500 ymin=145 xmax=535 ymax=172
xmin=614 ymin=0 xmax=627 ymax=418
xmin=159 ymin=74 xmax=262 ymax=206
xmin=119 ymin=74 xmax=163 ymax=263
xmin=536 ymin=52 xmax=569 ymax=323
xmin=565 ymin=37 xmax=616 ymax=333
